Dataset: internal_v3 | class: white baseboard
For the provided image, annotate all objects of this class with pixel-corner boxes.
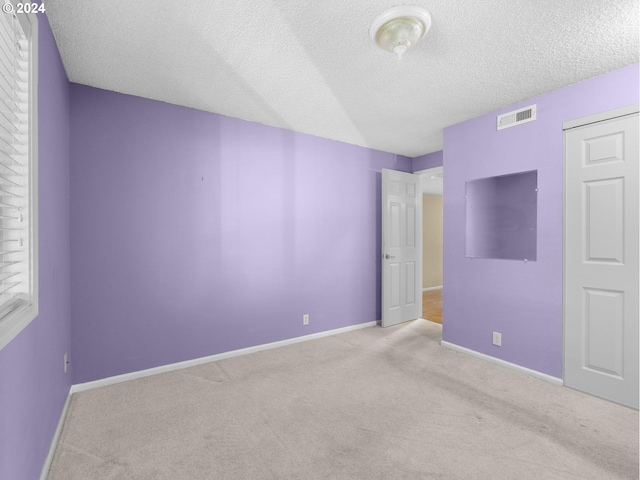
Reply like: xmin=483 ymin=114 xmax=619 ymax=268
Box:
xmin=440 ymin=341 xmax=563 ymax=386
xmin=71 ymin=321 xmax=378 ymax=394
xmin=39 ymin=387 xmax=72 ymax=480
xmin=422 ymin=286 xmax=442 ymax=291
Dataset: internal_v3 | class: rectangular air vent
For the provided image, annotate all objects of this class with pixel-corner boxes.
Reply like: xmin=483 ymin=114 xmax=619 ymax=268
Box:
xmin=497 ymin=104 xmax=536 ymax=130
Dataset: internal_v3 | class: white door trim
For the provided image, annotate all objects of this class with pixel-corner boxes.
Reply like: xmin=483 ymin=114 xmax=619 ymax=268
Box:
xmin=414 ymin=166 xmax=444 ymax=196
xmin=563 ymin=103 xmax=639 ymax=131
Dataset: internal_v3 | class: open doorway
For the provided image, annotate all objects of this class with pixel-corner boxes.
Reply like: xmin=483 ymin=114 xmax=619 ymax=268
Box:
xmin=416 ymin=167 xmax=443 ymax=325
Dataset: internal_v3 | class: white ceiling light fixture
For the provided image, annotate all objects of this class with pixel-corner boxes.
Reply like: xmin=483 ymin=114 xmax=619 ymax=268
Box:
xmin=370 ymin=6 xmax=432 ymax=59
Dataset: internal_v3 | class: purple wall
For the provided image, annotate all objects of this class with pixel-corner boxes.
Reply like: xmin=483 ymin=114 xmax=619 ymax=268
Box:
xmin=412 ymin=150 xmax=443 ymax=172
xmin=0 ymin=14 xmax=71 ymax=480
xmin=443 ymin=64 xmax=639 ymax=378
xmin=70 ymin=86 xmax=411 ymax=383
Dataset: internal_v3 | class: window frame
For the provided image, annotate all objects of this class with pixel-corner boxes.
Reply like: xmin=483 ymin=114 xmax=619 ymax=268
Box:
xmin=0 ymin=7 xmax=38 ymax=351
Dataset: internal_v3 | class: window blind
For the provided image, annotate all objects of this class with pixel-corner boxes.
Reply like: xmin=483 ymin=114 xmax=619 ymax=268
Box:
xmin=0 ymin=11 xmax=30 ymax=319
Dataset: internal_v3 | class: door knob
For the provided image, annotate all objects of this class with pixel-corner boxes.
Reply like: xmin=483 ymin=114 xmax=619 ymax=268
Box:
xmin=384 ymin=253 xmax=395 ymax=259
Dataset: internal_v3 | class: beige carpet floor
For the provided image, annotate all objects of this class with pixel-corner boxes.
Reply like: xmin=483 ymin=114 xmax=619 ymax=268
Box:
xmin=47 ymin=320 xmax=639 ymax=480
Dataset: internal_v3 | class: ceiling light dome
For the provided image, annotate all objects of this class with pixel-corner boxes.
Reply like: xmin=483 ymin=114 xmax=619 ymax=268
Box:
xmin=370 ymin=6 xmax=432 ymax=59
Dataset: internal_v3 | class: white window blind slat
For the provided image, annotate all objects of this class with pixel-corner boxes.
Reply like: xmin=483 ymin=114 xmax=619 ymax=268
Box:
xmin=0 ymin=13 xmax=28 ymax=311
xmin=0 ymin=72 xmax=18 ymax=102
xmin=0 ymin=84 xmax=25 ymax=121
xmin=0 ymin=249 xmax=24 ymax=255
xmin=0 ymin=73 xmax=28 ymax=103
xmin=0 ymin=144 xmax=25 ymax=161
xmin=0 ymin=7 xmax=36 ymax=350
xmin=0 ymin=127 xmax=27 ymax=146
xmin=0 ymin=270 xmax=19 ymax=281
xmin=0 ymin=122 xmax=27 ymax=136
xmin=0 ymin=176 xmax=23 ymax=188
xmin=0 ymin=281 xmax=21 ymax=295
xmin=0 ymin=189 xmax=23 ymax=199
xmin=0 ymin=259 xmax=22 ymax=267
xmin=0 ymin=127 xmax=25 ymax=148
xmin=0 ymin=220 xmax=25 ymax=226
xmin=0 ymin=35 xmax=16 ymax=66
xmin=0 ymin=161 xmax=23 ymax=179
xmin=0 ymin=118 xmax=27 ymax=135
xmin=0 ymin=10 xmax=14 ymax=37
xmin=0 ymin=200 xmax=21 ymax=209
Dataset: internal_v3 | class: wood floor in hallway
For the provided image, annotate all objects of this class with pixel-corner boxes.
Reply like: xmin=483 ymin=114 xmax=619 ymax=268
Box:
xmin=422 ymin=289 xmax=442 ymax=324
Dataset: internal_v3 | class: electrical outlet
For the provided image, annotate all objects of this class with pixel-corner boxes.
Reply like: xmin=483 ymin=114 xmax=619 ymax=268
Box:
xmin=303 ymin=314 xmax=309 ymax=326
xmin=64 ymin=353 xmax=69 ymax=373
xmin=492 ymin=332 xmax=502 ymax=347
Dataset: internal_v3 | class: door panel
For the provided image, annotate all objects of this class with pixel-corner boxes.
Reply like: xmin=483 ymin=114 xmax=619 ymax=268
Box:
xmin=583 ymin=288 xmax=624 ymax=377
xmin=565 ymin=111 xmax=639 ymax=409
xmin=406 ymin=205 xmax=416 ymax=247
xmin=390 ymin=263 xmax=400 ymax=308
xmin=584 ymin=133 xmax=623 ymax=165
xmin=584 ymin=179 xmax=624 ymax=263
xmin=382 ymin=169 xmax=422 ymax=327
xmin=390 ymin=203 xmax=401 ymax=247
xmin=406 ymin=262 xmax=416 ymax=305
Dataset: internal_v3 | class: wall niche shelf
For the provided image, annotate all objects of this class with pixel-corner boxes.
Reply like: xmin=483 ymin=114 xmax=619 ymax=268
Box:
xmin=465 ymin=170 xmax=538 ymax=261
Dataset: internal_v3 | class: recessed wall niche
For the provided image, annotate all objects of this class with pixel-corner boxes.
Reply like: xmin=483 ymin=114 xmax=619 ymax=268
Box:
xmin=465 ymin=170 xmax=537 ymax=261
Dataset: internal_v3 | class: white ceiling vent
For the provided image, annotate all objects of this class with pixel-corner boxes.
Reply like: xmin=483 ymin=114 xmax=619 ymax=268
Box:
xmin=497 ymin=105 xmax=537 ymax=130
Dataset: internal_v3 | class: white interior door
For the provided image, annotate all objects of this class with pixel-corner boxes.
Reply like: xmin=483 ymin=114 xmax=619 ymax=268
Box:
xmin=382 ymin=169 xmax=422 ymax=327
xmin=564 ymin=108 xmax=639 ymax=409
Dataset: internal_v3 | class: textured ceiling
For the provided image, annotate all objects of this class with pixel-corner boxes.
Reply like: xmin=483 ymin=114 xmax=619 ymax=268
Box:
xmin=45 ymin=0 xmax=639 ymax=157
